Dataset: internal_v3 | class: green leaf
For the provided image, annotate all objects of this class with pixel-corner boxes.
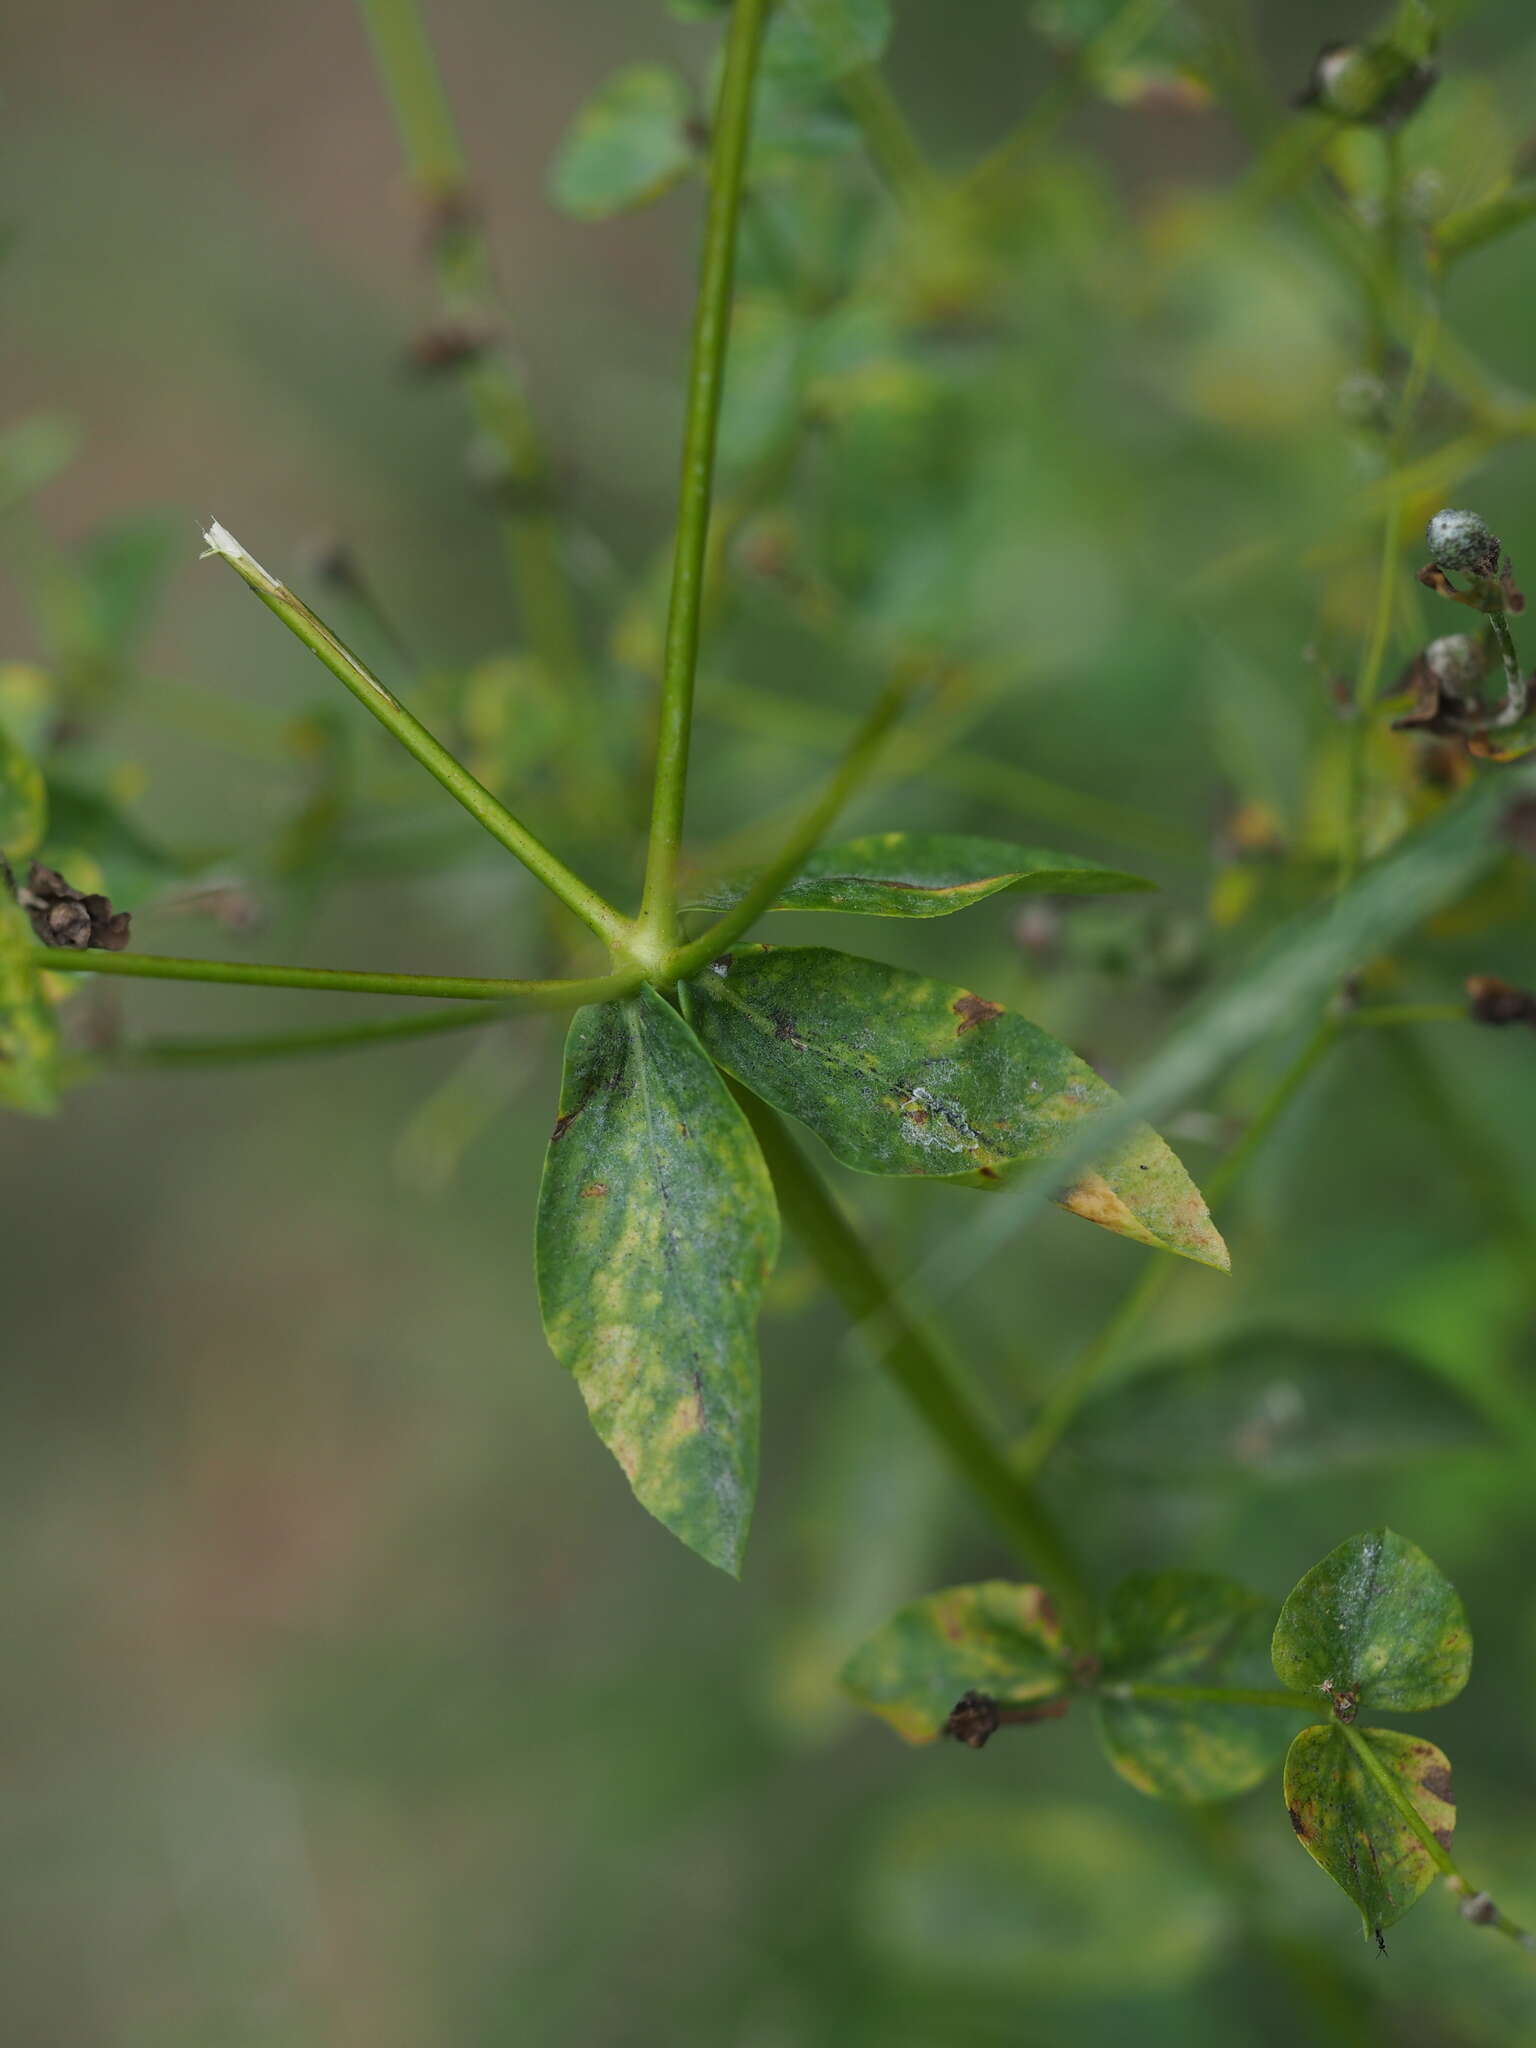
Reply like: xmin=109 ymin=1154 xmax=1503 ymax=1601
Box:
xmin=547 ymin=64 xmax=697 ymax=222
xmin=764 ymin=0 xmax=892 ymax=83
xmin=0 ymin=895 xmax=59 ymax=1116
xmin=1069 ymin=1330 xmax=1495 ymax=1483
xmin=1284 ymin=1724 xmax=1454 ymax=1935
xmin=0 ymin=726 xmax=46 ymax=862
xmin=686 ymin=946 xmax=1228 ymax=1269
xmin=688 ymin=831 xmax=1155 ymax=920
xmin=840 ymin=1581 xmax=1069 ymax=1742
xmin=1271 ymin=1530 xmax=1471 ymax=1713
xmin=1096 ymin=1572 xmax=1291 ymax=1803
xmin=535 ymin=987 xmax=778 ymax=1575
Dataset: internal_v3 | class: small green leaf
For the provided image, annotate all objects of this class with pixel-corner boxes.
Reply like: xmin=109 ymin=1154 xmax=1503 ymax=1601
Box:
xmin=1271 ymin=1530 xmax=1471 ymax=1713
xmin=0 ymin=726 xmax=46 ymax=862
xmin=535 ymin=987 xmax=778 ymax=1575
xmin=686 ymin=946 xmax=1228 ymax=1269
xmin=1284 ymin=1725 xmax=1454 ymax=1935
xmin=1096 ymin=1573 xmax=1291 ymax=1802
xmin=547 ymin=65 xmax=697 ymax=222
xmin=765 ymin=0 xmax=892 ymax=83
xmin=1070 ymin=1330 xmax=1494 ymax=1483
xmin=841 ymin=1581 xmax=1068 ymax=1742
xmin=0 ymin=895 xmax=59 ymax=1116
xmin=688 ymin=831 xmax=1155 ymax=920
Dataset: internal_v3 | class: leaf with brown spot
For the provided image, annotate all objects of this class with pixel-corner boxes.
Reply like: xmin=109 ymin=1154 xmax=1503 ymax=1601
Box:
xmin=686 ymin=830 xmax=1155 ymax=921
xmin=841 ymin=1581 xmax=1070 ymax=1742
xmin=1283 ymin=1724 xmax=1455 ymax=1934
xmin=535 ymin=988 xmax=779 ymax=1575
xmin=687 ymin=946 xmax=1227 ymax=1270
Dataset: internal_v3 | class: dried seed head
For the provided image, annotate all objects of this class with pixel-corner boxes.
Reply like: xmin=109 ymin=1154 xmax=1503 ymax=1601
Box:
xmin=1425 ymin=508 xmax=1503 ymax=577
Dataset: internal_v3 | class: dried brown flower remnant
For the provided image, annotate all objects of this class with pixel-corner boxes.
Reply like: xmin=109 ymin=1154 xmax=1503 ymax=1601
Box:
xmin=18 ymin=863 xmax=131 ymax=952
xmin=1466 ymin=975 xmax=1536 ymax=1027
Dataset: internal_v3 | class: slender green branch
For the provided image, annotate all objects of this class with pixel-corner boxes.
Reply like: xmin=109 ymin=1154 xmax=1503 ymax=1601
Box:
xmin=836 ymin=65 xmax=935 ymax=206
xmin=1339 ymin=1723 xmax=1536 ymax=1956
xmin=107 ymin=1004 xmax=514 ymax=1068
xmin=1344 ymin=1001 xmax=1467 ymax=1030
xmin=738 ymin=1088 xmax=1095 ymax=1649
xmin=355 ymin=0 xmax=597 ymax=717
xmin=36 ymin=946 xmax=638 ymax=1008
xmin=638 ymin=0 xmax=771 ymax=954
xmin=1016 ymin=1018 xmax=1339 ymax=1475
xmin=200 ymin=523 xmax=628 ymax=948
xmin=663 ymin=668 xmax=917 ymax=981
xmin=1108 ymin=1681 xmax=1317 ymax=1711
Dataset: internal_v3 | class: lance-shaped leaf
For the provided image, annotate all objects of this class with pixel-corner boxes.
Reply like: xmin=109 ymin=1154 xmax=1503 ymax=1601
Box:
xmin=1284 ymin=1725 xmax=1455 ymax=1935
xmin=1096 ymin=1573 xmax=1293 ymax=1802
xmin=688 ymin=831 xmax=1154 ymax=921
xmin=0 ymin=725 xmax=46 ymax=862
xmin=547 ymin=65 xmax=697 ymax=222
xmin=0 ymin=894 xmax=59 ymax=1115
xmin=1271 ymin=1529 xmax=1471 ymax=1713
xmin=1069 ymin=1331 xmax=1494 ymax=1483
xmin=535 ymin=988 xmax=778 ymax=1575
xmin=841 ymin=1581 xmax=1069 ymax=1742
xmin=686 ymin=947 xmax=1227 ymax=1269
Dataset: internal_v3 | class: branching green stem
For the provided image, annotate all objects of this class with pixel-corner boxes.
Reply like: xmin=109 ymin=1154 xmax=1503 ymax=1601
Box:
xmin=200 ymin=523 xmax=627 ymax=949
xmin=1108 ymin=1682 xmax=1316 ymax=1711
xmin=108 ymin=1004 xmax=514 ymax=1068
xmin=36 ymin=947 xmax=637 ymax=1008
xmin=1339 ymin=1723 xmax=1536 ymax=1956
xmin=737 ymin=1088 xmax=1095 ymax=1650
xmin=639 ymin=0 xmax=770 ymax=954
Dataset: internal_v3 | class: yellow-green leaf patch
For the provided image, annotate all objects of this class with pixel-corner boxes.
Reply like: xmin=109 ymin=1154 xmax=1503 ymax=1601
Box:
xmin=686 ymin=946 xmax=1227 ymax=1269
xmin=687 ymin=831 xmax=1154 ymax=920
xmin=547 ymin=65 xmax=697 ymax=221
xmin=0 ymin=894 xmax=59 ymax=1115
xmin=1284 ymin=1725 xmax=1455 ymax=1936
xmin=841 ymin=1581 xmax=1069 ymax=1743
xmin=1271 ymin=1528 xmax=1471 ymax=1713
xmin=535 ymin=988 xmax=778 ymax=1575
xmin=1096 ymin=1572 xmax=1295 ymax=1802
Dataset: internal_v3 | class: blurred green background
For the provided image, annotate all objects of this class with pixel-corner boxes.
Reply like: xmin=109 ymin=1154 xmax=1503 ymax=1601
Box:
xmin=6 ymin=1 xmax=1536 ymax=2040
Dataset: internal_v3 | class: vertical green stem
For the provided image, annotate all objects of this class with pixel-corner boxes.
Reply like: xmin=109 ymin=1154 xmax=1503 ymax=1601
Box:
xmin=639 ymin=0 xmax=771 ymax=953
xmin=738 ymin=1090 xmax=1095 ymax=1650
xmin=356 ymin=0 xmax=597 ymax=720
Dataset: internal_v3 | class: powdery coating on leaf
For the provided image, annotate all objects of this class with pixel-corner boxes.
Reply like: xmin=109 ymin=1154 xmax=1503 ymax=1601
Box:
xmin=1271 ymin=1529 xmax=1472 ymax=1712
xmin=686 ymin=831 xmax=1155 ymax=920
xmin=1096 ymin=1572 xmax=1290 ymax=1803
xmin=687 ymin=946 xmax=1228 ymax=1270
xmin=841 ymin=1581 xmax=1068 ymax=1743
xmin=1284 ymin=1726 xmax=1455 ymax=1934
xmin=535 ymin=989 xmax=778 ymax=1575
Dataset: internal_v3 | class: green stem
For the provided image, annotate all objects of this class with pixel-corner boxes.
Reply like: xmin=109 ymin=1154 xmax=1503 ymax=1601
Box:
xmin=738 ymin=1090 xmax=1095 ymax=1650
xmin=109 ymin=1004 xmax=513 ymax=1068
xmin=837 ymin=65 xmax=935 ymax=206
xmin=664 ymin=668 xmax=917 ymax=981
xmin=355 ymin=0 xmax=597 ymax=718
xmin=1016 ymin=1018 xmax=1339 ymax=1475
xmin=200 ymin=524 xmax=627 ymax=949
xmin=1344 ymin=1001 xmax=1466 ymax=1030
xmin=1339 ymin=1722 xmax=1536 ymax=1956
xmin=1111 ymin=1682 xmax=1316 ymax=1711
xmin=638 ymin=0 xmax=770 ymax=953
xmin=36 ymin=946 xmax=637 ymax=1008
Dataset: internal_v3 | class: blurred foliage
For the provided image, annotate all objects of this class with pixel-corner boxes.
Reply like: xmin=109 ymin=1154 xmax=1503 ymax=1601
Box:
xmin=6 ymin=0 xmax=1536 ymax=2040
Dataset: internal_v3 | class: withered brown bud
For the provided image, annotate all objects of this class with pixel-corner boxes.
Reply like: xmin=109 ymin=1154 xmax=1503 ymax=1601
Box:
xmin=19 ymin=863 xmax=132 ymax=952
xmin=1466 ymin=975 xmax=1536 ymax=1027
